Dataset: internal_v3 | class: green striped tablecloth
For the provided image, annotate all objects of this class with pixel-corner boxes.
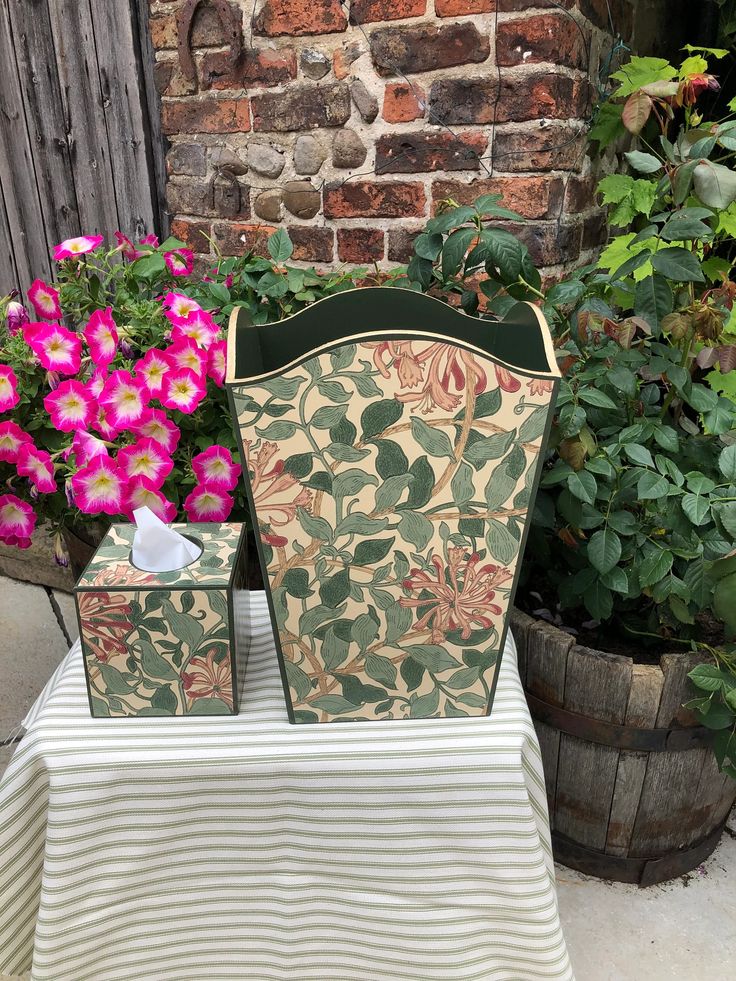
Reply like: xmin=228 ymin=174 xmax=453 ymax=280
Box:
xmin=0 ymin=592 xmax=573 ymax=981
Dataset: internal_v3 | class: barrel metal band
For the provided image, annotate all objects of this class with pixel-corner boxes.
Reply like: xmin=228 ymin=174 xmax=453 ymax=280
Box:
xmin=525 ymin=692 xmax=711 ymax=752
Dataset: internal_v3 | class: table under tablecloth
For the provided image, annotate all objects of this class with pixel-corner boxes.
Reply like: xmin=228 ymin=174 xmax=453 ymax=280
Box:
xmin=0 ymin=592 xmax=573 ymax=981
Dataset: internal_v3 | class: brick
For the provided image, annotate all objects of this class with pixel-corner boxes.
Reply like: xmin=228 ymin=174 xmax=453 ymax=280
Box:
xmin=150 ymin=5 xmax=234 ymax=49
xmin=579 ymin=0 xmax=633 ymax=36
xmin=582 ymin=210 xmax=607 ymax=250
xmin=498 ymin=220 xmax=582 ymax=266
xmin=161 ymin=98 xmax=250 ymax=135
xmin=431 ymin=176 xmax=561 ymax=220
xmin=289 ymin=226 xmax=335 ymax=262
xmin=382 ymin=82 xmax=425 ymax=122
xmin=324 ymin=181 xmax=426 ymax=218
xmin=375 ymin=131 xmax=487 ymax=173
xmin=496 ymin=14 xmax=587 ymax=70
xmin=154 ymin=61 xmax=196 ymax=98
xmin=436 ymin=0 xmax=494 ymax=13
xmin=565 ymin=175 xmax=597 ymax=213
xmin=350 ymin=0 xmax=426 ymax=22
xmin=387 ymin=226 xmax=422 ymax=262
xmin=171 ymin=218 xmax=213 ymax=252
xmin=337 ymin=228 xmax=385 ymax=262
xmin=370 ymin=23 xmax=490 ymax=75
xmin=252 ymin=83 xmax=350 ymax=131
xmin=492 ymin=125 xmax=586 ymax=172
xmin=213 ymin=222 xmax=276 ymax=255
xmin=200 ymin=49 xmax=297 ymax=89
xmin=167 ymin=178 xmax=250 ymax=219
xmin=429 ymin=74 xmax=587 ymax=127
xmin=166 ymin=142 xmax=207 ymax=176
xmin=254 ymin=0 xmax=347 ymax=37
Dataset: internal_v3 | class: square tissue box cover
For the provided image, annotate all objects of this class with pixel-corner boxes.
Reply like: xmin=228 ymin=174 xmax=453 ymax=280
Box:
xmin=74 ymin=523 xmax=249 ymax=717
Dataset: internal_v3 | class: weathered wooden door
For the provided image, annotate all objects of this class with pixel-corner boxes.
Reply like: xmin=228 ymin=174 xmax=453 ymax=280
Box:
xmin=0 ymin=0 xmax=165 ymax=295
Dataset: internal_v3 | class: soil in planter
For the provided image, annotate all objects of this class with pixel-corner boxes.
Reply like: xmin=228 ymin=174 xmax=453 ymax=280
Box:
xmin=515 ymin=584 xmax=724 ymax=665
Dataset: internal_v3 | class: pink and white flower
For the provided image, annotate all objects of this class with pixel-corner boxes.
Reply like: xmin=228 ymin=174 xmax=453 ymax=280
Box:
xmin=117 ymin=437 xmax=173 ymax=487
xmin=99 ymin=370 xmax=148 ymax=429
xmin=129 ymin=408 xmax=180 ymax=453
xmin=92 ymin=406 xmax=120 ymax=441
xmin=184 ymin=483 xmax=234 ymax=522
xmin=53 ymin=235 xmax=104 ymax=260
xmin=122 ymin=476 xmax=177 ymax=523
xmin=71 ymin=458 xmax=126 ymax=515
xmin=16 ymin=445 xmax=56 ymax=494
xmin=114 ymin=231 xmax=141 ymax=261
xmin=192 ymin=445 xmax=240 ymax=491
xmin=164 ymin=249 xmax=194 ymax=277
xmin=5 ymin=300 xmax=29 ymax=335
xmin=24 ymin=323 xmax=82 ymax=375
xmin=83 ymin=307 xmax=118 ymax=365
xmin=0 ymin=422 xmax=33 ymax=463
xmin=160 ymin=369 xmax=206 ymax=414
xmin=27 ymin=280 xmax=62 ymax=320
xmin=170 ymin=308 xmax=219 ymax=348
xmin=43 ymin=379 xmax=95 ymax=432
xmin=69 ymin=429 xmax=109 ymax=468
xmin=0 ymin=494 xmax=36 ymax=548
xmin=0 ymin=365 xmax=19 ymax=412
xmin=87 ymin=367 xmax=108 ymax=399
xmin=134 ymin=348 xmax=169 ymax=396
xmin=164 ymin=338 xmax=207 ymax=376
xmin=140 ymin=233 xmax=159 ymax=247
xmin=162 ymin=292 xmax=201 ymax=319
xmin=207 ymin=339 xmax=226 ymax=387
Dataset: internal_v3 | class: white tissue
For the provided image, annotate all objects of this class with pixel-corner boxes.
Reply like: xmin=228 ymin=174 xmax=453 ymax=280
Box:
xmin=131 ymin=507 xmax=202 ymax=573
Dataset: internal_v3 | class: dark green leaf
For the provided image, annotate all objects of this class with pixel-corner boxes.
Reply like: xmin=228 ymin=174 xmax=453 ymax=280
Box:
xmin=353 ymin=537 xmax=395 ymax=567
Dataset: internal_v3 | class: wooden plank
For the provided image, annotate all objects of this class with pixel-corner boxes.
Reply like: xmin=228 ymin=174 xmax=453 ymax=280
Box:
xmin=89 ymin=0 xmax=157 ymax=240
xmin=0 ymin=0 xmax=52 ymax=293
xmin=7 ymin=0 xmax=80 ymax=248
xmin=554 ymin=644 xmax=632 ymax=851
xmin=132 ymin=0 xmax=168 ymax=237
xmin=533 ymin=720 xmax=560 ymax=823
xmin=655 ymin=650 xmax=707 ymax=727
xmin=604 ymin=665 xmax=663 ymax=856
xmin=509 ymin=607 xmax=536 ymax=685
xmin=0 ymin=179 xmax=20 ymax=293
xmin=524 ymin=619 xmax=573 ymax=706
xmin=46 ymin=0 xmax=119 ymax=236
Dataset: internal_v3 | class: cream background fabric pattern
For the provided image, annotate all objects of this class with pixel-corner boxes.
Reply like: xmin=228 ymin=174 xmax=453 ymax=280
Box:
xmin=0 ymin=593 xmax=573 ymax=981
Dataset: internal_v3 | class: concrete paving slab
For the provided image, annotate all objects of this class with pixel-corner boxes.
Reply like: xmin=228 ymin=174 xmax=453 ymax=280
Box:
xmin=0 ymin=527 xmax=73 ymax=593
xmin=557 ymin=821 xmax=736 ymax=980
xmin=0 ymin=578 xmax=68 ymax=735
xmin=52 ymin=589 xmax=79 ymax=646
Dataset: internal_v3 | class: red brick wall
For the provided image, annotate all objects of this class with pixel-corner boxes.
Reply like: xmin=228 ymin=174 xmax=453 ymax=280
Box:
xmin=151 ymin=0 xmax=633 ymax=271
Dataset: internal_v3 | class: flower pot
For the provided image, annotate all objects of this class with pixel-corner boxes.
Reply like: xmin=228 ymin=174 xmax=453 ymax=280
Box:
xmin=511 ymin=608 xmax=736 ymax=886
xmin=226 ymin=287 xmax=559 ymax=723
xmin=62 ymin=521 xmax=110 ymax=581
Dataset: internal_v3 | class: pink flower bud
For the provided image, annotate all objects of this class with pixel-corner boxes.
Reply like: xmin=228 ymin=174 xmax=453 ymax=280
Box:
xmin=6 ymin=301 xmax=29 ymax=335
xmin=46 ymin=370 xmax=61 ymax=391
xmin=53 ymin=531 xmax=70 ymax=568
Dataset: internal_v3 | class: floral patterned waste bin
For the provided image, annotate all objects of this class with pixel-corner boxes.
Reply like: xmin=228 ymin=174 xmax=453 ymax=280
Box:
xmin=75 ymin=522 xmax=249 ymax=717
xmin=226 ymin=287 xmax=559 ymax=723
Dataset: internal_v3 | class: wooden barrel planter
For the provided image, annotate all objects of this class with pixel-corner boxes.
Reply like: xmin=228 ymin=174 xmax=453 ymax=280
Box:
xmin=511 ymin=609 xmax=736 ymax=887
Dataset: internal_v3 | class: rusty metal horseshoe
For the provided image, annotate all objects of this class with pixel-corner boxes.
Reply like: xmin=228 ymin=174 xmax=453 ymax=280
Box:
xmin=176 ymin=0 xmax=243 ymax=82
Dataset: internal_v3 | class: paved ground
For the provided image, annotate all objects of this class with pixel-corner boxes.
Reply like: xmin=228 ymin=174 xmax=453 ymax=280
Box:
xmin=0 ymin=574 xmax=733 ymax=981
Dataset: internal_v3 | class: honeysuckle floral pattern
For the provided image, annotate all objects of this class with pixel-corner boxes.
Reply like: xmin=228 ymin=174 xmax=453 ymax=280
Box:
xmin=77 ymin=522 xmax=248 ymax=716
xmin=231 ymin=338 xmax=556 ymax=723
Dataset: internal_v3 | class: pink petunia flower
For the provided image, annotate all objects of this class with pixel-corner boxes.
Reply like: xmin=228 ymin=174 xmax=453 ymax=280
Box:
xmin=207 ymin=339 xmax=227 ymax=387
xmin=16 ymin=445 xmax=56 ymax=494
xmin=83 ymin=307 xmax=118 ymax=365
xmin=69 ymin=429 xmax=109 ymax=468
xmin=183 ymin=483 xmax=234 ymax=522
xmin=160 ymin=369 xmax=207 ymax=414
xmin=24 ymin=323 xmax=82 ymax=375
xmin=0 ymin=493 xmax=37 ymax=548
xmin=27 ymin=279 xmax=63 ymax=321
xmin=117 ymin=437 xmax=173 ymax=488
xmin=53 ymin=235 xmax=105 ymax=261
xmin=0 ymin=365 xmax=20 ymax=412
xmin=0 ymin=421 xmax=33 ymax=463
xmin=99 ymin=370 xmax=148 ymax=429
xmin=44 ymin=379 xmax=96 ymax=432
xmin=122 ymin=475 xmax=177 ymax=523
xmin=92 ymin=406 xmax=120 ymax=441
xmin=71 ymin=458 xmax=126 ymax=515
xmin=140 ymin=233 xmax=159 ymax=247
xmin=135 ymin=348 xmax=169 ymax=396
xmin=162 ymin=292 xmax=201 ymax=318
xmin=192 ymin=445 xmax=240 ymax=491
xmin=169 ymin=308 xmax=219 ymax=348
xmin=87 ymin=367 xmax=108 ymax=399
xmin=164 ymin=338 xmax=207 ymax=376
xmin=165 ymin=249 xmax=194 ymax=277
xmin=5 ymin=300 xmax=29 ymax=335
xmin=129 ymin=408 xmax=180 ymax=454
xmin=114 ymin=231 xmax=141 ymax=261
